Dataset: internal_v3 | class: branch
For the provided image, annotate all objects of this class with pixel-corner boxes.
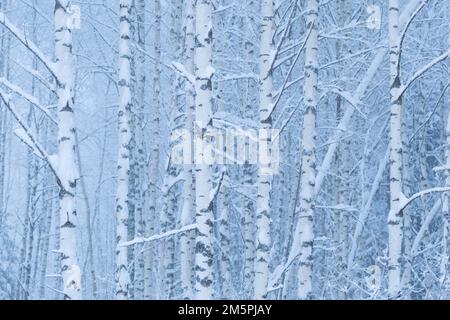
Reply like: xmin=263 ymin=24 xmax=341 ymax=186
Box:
xmin=268 ymin=0 xmax=299 ymax=72
xmin=209 ymin=169 xmax=226 ymax=207
xmin=265 ymin=23 xmax=313 ymax=121
xmin=348 ymin=147 xmax=389 ymax=268
xmin=329 ymin=88 xmax=367 ymax=119
xmin=399 ymin=0 xmax=428 ymax=49
xmin=314 ymin=0 xmax=428 ymax=198
xmin=0 ymin=77 xmax=57 ymax=124
xmin=171 ymin=61 xmax=195 ymax=85
xmin=395 ymin=48 xmax=450 ymax=100
xmin=0 ymin=89 xmax=65 ymax=194
xmin=12 ymin=59 xmax=57 ymax=94
xmin=119 ymin=224 xmax=198 ymax=247
xmin=0 ymin=11 xmax=57 ymax=80
xmin=397 ymin=187 xmax=450 ymax=214
xmin=410 ymin=199 xmax=441 ymax=258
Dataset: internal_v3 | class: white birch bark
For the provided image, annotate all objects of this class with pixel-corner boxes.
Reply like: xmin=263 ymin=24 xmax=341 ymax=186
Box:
xmin=180 ymin=0 xmax=195 ymax=300
xmin=115 ymin=0 xmax=132 ymax=299
xmin=54 ymin=0 xmax=82 ymax=300
xmin=254 ymin=0 xmax=274 ymax=300
xmin=133 ymin=0 xmax=147 ymax=300
xmin=440 ymin=106 xmax=450 ymax=298
xmin=440 ymin=38 xmax=450 ymax=297
xmin=158 ymin=0 xmax=183 ymax=298
xmin=218 ymin=182 xmax=231 ymax=298
xmin=143 ymin=0 xmax=161 ymax=300
xmin=296 ymin=0 xmax=319 ymax=299
xmin=0 ymin=0 xmax=7 ymax=229
xmin=387 ymin=0 xmax=404 ymax=299
xmin=194 ymin=0 xmax=215 ymax=300
xmin=242 ymin=34 xmax=256 ymax=302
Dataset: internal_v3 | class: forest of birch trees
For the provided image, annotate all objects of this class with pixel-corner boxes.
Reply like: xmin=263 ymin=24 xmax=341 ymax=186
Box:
xmin=0 ymin=0 xmax=450 ymax=300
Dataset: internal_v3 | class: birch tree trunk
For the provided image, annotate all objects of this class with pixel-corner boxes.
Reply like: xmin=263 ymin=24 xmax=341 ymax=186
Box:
xmin=242 ymin=5 xmax=256 ymax=297
xmin=387 ymin=0 xmax=404 ymax=300
xmin=144 ymin=0 xmax=161 ymax=300
xmin=0 ymin=0 xmax=6 ymax=226
xmin=133 ymin=0 xmax=147 ymax=300
xmin=296 ymin=0 xmax=319 ymax=299
xmin=55 ymin=0 xmax=82 ymax=300
xmin=440 ymin=36 xmax=450 ymax=298
xmin=115 ymin=0 xmax=132 ymax=299
xmin=254 ymin=0 xmax=274 ymax=300
xmin=179 ymin=0 xmax=195 ymax=300
xmin=38 ymin=152 xmax=53 ymax=299
xmin=218 ymin=181 xmax=231 ymax=298
xmin=194 ymin=0 xmax=215 ymax=300
xmin=334 ymin=0 xmax=351 ymax=298
xmin=440 ymin=105 xmax=450 ymax=298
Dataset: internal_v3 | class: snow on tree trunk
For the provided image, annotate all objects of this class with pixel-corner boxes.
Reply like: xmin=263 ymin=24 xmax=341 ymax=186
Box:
xmin=131 ymin=0 xmax=147 ymax=300
xmin=440 ymin=105 xmax=450 ymax=298
xmin=115 ymin=0 xmax=132 ymax=299
xmin=194 ymin=0 xmax=215 ymax=300
xmin=440 ymin=40 xmax=450 ymax=297
xmin=218 ymin=179 xmax=231 ymax=298
xmin=54 ymin=0 xmax=82 ymax=300
xmin=179 ymin=0 xmax=196 ymax=300
xmin=143 ymin=0 xmax=161 ymax=300
xmin=296 ymin=0 xmax=319 ymax=299
xmin=254 ymin=0 xmax=274 ymax=300
xmin=387 ymin=0 xmax=404 ymax=300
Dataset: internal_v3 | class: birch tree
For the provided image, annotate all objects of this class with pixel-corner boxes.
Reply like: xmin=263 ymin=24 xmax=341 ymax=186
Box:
xmin=254 ymin=0 xmax=274 ymax=300
xmin=296 ymin=0 xmax=319 ymax=299
xmin=387 ymin=0 xmax=404 ymax=299
xmin=193 ymin=0 xmax=215 ymax=300
xmin=115 ymin=0 xmax=132 ymax=299
xmin=179 ymin=0 xmax=196 ymax=300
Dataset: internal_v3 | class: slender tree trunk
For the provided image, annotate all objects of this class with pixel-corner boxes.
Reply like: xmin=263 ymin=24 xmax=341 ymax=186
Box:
xmin=194 ymin=0 xmax=215 ymax=300
xmin=218 ymin=182 xmax=231 ymax=298
xmin=38 ymin=149 xmax=53 ymax=299
xmin=387 ymin=0 xmax=404 ymax=300
xmin=254 ymin=0 xmax=274 ymax=300
xmin=133 ymin=0 xmax=147 ymax=300
xmin=296 ymin=0 xmax=319 ymax=299
xmin=75 ymin=130 xmax=97 ymax=299
xmin=115 ymin=0 xmax=132 ymax=299
xmin=55 ymin=0 xmax=82 ymax=300
xmin=144 ymin=0 xmax=161 ymax=300
xmin=440 ymin=41 xmax=450 ymax=298
xmin=179 ymin=0 xmax=195 ymax=299
xmin=334 ymin=0 xmax=351 ymax=299
xmin=440 ymin=107 xmax=450 ymax=298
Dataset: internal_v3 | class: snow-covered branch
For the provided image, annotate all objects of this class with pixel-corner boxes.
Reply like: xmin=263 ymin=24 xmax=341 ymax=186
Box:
xmin=119 ymin=224 xmax=198 ymax=247
xmin=394 ymin=187 xmax=450 ymax=215
xmin=171 ymin=61 xmax=195 ymax=85
xmin=0 ymin=77 xmax=57 ymax=124
xmin=395 ymin=48 xmax=450 ymax=100
xmin=0 ymin=88 xmax=63 ymax=193
xmin=0 ymin=11 xmax=57 ymax=80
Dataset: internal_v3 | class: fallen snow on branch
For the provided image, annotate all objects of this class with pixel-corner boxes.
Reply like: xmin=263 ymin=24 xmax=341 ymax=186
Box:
xmin=119 ymin=224 xmax=198 ymax=247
